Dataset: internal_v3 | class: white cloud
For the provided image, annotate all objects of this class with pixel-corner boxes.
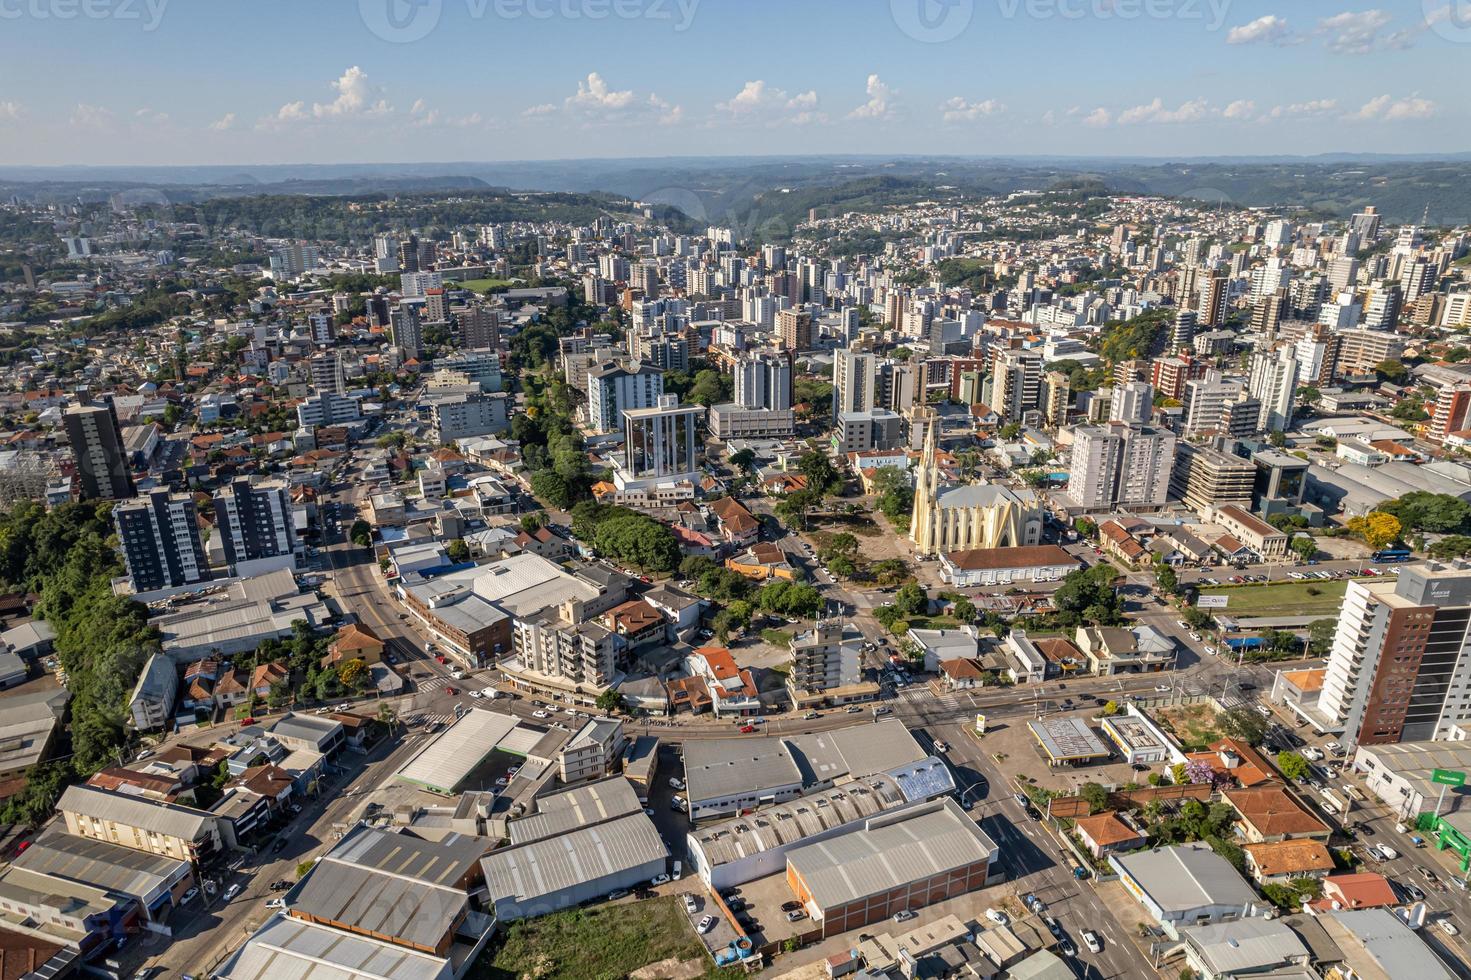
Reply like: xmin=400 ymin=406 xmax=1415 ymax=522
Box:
xmin=273 ymin=66 xmax=392 ymax=124
xmin=1316 ymin=10 xmax=1409 ymax=54
xmin=1222 ymin=99 xmax=1256 ymax=120
xmin=1117 ymin=97 xmax=1210 ymax=125
xmin=135 ymin=108 xmax=170 ymax=125
xmin=1266 ymin=99 xmax=1339 ymax=119
xmin=715 ymin=81 xmax=825 ymax=124
xmin=0 ymin=101 xmax=25 ymax=121
xmin=567 ymin=72 xmax=636 ymax=111
xmin=1081 ymin=107 xmax=1112 ymax=128
xmin=1227 ymin=14 xmax=1295 ymax=45
xmin=940 ymin=96 xmax=1005 ymax=123
xmin=208 ymin=112 xmax=237 ymax=131
xmin=848 ymin=74 xmax=895 ymax=121
xmin=70 ymin=103 xmax=115 ymax=129
xmin=528 ymin=73 xmax=681 ymax=126
xmin=1350 ymin=94 xmax=1437 ymax=121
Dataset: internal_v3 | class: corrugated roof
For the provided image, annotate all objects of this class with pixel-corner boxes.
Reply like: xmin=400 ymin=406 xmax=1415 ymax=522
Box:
xmin=13 ymin=829 xmax=188 ymax=899
xmin=481 ymin=812 xmax=667 ymax=906
xmin=58 ymin=784 xmax=213 ymax=842
xmin=507 ymin=777 xmax=641 ymax=845
xmin=786 ymin=799 xmax=996 ymax=910
xmin=395 ymin=710 xmax=520 ymax=792
xmin=218 ymin=914 xmax=447 ymax=980
xmin=1111 ymin=843 xmax=1257 ymax=915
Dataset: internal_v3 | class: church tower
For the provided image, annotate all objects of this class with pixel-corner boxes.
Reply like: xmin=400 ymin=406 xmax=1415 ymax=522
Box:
xmin=909 ymin=406 xmax=939 ymax=552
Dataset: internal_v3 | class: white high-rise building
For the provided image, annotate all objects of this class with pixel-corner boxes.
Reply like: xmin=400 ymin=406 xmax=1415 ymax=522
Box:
xmin=1108 ymin=381 xmax=1154 ymax=426
xmin=1248 ymin=348 xmax=1299 ymax=433
xmin=832 ymin=350 xmax=877 ymax=421
xmin=308 ymin=351 xmax=345 ymax=396
xmin=733 ymin=351 xmax=792 ymax=411
xmin=1065 ymin=423 xmax=1176 ymax=511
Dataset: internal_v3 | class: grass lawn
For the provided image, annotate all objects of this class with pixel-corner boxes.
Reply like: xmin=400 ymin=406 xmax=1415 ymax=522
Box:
xmin=459 ymin=277 xmax=517 ymax=293
xmin=475 ymin=897 xmax=741 ymax=980
xmin=1198 ymin=579 xmax=1350 ymax=618
xmin=761 ymin=628 xmax=793 ymax=647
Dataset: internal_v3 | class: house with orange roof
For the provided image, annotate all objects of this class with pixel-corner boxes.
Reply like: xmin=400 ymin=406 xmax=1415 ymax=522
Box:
xmin=1186 ymin=738 xmax=1276 ymax=788
xmin=667 ymin=675 xmax=711 ymax=715
xmin=726 ymin=541 xmax=796 ymax=582
xmin=686 ymin=646 xmax=761 ymax=717
xmin=1074 ymin=811 xmax=1148 ymax=858
xmin=1243 ymin=839 xmax=1334 ymax=884
xmin=1305 ymin=872 xmax=1398 ymax=912
xmin=322 ymin=623 xmax=384 ymax=668
xmin=707 ymin=495 xmax=760 ymax=547
xmin=1271 ymin=667 xmax=1326 ymax=719
xmin=1222 ymin=784 xmax=1331 ymax=843
xmin=251 ymin=661 xmax=290 ymax=698
xmin=213 ymin=669 xmax=249 ymax=708
xmin=603 ymin=599 xmax=667 ymax=649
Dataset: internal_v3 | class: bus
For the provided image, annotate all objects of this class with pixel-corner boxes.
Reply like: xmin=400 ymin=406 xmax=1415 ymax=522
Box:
xmin=1372 ymin=547 xmax=1413 ymax=563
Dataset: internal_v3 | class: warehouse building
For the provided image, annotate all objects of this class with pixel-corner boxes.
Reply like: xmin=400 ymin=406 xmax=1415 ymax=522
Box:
xmin=681 ymin=719 xmax=929 ymax=822
xmin=686 ymin=757 xmax=955 ymax=889
xmin=784 ymin=798 xmax=999 ymax=937
xmin=394 ymin=709 xmax=563 ymax=797
xmin=1109 ymin=842 xmax=1262 ymax=939
xmin=480 ymin=810 xmax=667 ymax=920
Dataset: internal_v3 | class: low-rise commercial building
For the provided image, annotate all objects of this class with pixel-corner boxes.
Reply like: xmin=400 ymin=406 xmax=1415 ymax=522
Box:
xmin=937 ymin=544 xmax=1079 ymax=587
xmin=1110 ymin=843 xmax=1262 ymax=939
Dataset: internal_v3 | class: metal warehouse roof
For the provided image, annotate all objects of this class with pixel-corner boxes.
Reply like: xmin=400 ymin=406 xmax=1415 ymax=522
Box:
xmin=218 ymin=913 xmax=448 ymax=980
xmin=682 ymin=738 xmax=803 ymax=805
xmin=293 ymin=856 xmax=467 ymax=950
xmin=507 ymin=777 xmax=641 ymax=846
xmin=1027 ymin=717 xmax=1110 ymax=762
xmin=481 ymin=811 xmax=667 ymax=907
xmin=394 ymin=710 xmax=520 ymax=792
xmin=785 ymin=798 xmax=996 ymax=911
xmin=13 ymin=829 xmax=188 ymax=898
xmin=328 ymin=826 xmax=487 ymax=887
xmin=58 ymin=784 xmax=214 ymax=842
xmin=1111 ymin=843 xmax=1257 ymax=914
xmin=693 ymin=775 xmax=908 ymax=869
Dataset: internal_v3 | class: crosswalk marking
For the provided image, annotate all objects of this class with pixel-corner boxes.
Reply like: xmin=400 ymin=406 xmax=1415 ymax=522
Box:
xmin=417 ymin=676 xmax=449 ymax=693
xmin=893 ymin=688 xmax=970 ymax=710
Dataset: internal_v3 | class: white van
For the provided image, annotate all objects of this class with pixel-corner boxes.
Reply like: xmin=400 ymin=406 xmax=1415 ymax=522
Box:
xmin=671 ymin=860 xmax=682 ymax=880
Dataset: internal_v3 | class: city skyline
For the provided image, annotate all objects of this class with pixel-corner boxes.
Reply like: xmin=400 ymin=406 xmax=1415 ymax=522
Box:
xmin=0 ymin=0 xmax=1466 ymax=165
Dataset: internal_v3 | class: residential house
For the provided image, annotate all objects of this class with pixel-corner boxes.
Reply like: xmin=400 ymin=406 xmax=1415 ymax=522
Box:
xmin=321 ymin=622 xmax=384 ymax=669
xmin=1222 ymin=784 xmax=1331 ymax=843
xmin=1073 ymin=811 xmax=1148 ymax=859
xmin=1242 ymin=839 xmax=1335 ymax=885
xmin=725 ymin=541 xmax=796 ymax=581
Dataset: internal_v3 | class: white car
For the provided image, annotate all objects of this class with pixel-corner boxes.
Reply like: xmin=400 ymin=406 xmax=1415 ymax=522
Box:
xmin=1155 ymin=684 xmax=1171 ymax=693
xmin=650 ymin=874 xmax=671 ymax=886
xmin=1373 ymin=844 xmax=1399 ymax=861
xmin=892 ymin=910 xmax=917 ymax=923
xmin=222 ymin=883 xmax=242 ymax=902
xmin=698 ymin=915 xmax=716 ymax=934
xmin=1440 ymin=918 xmax=1460 ymax=937
xmin=450 ymin=670 xmax=465 ymax=680
xmin=532 ymin=710 xmax=550 ymax=719
xmin=1082 ymin=931 xmax=1103 ymax=954
xmin=1324 ymin=740 xmax=1342 ymax=754
xmin=684 ymin=895 xmax=699 ymax=916
xmin=669 ymin=777 xmax=685 ymax=791
xmin=1302 ymin=747 xmax=1324 ymax=761
xmin=984 ymin=908 xmax=1009 ymax=926
xmin=468 ymin=690 xmax=482 ymax=699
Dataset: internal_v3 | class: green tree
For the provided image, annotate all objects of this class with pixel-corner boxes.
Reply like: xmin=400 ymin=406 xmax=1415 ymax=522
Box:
xmin=729 ymin=448 xmax=757 ymax=475
xmin=798 ymin=451 xmax=843 ymax=497
xmin=1079 ymin=782 xmax=1109 ymax=814
xmin=519 ymin=512 xmax=544 ymax=534
xmin=595 ymin=688 xmax=623 ymax=714
xmin=1156 ymin=563 xmax=1179 ymax=596
xmin=820 ymin=532 xmax=859 ymax=560
xmin=446 ymin=539 xmax=471 ymax=563
xmin=1218 ymin=707 xmax=1269 ymax=745
xmin=350 ymin=519 xmax=372 ymax=548
xmin=1290 ymin=536 xmax=1317 ymax=563
xmin=951 ymin=597 xmax=977 ymax=622
xmin=1276 ymin=751 xmax=1310 ymax=781
xmin=894 ymin=582 xmax=929 ymax=617
xmin=337 ymin=658 xmax=368 ymax=690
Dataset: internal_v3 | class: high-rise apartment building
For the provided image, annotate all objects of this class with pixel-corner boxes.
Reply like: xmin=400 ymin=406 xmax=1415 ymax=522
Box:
xmin=1108 ymin=381 xmax=1153 ymax=426
xmin=990 ymin=348 xmax=1042 ymax=422
xmin=113 ymin=489 xmax=209 ymax=594
xmin=64 ymin=403 xmax=135 ymax=500
xmin=308 ymin=351 xmax=345 ymax=396
xmin=1321 ymin=564 xmax=1471 ymax=748
xmin=1198 ymin=274 xmax=1230 ymax=327
xmin=390 ymin=305 xmax=424 ymax=359
xmin=213 ymin=477 xmax=299 ymax=572
xmin=587 ymin=360 xmax=665 ymax=433
xmin=776 ymin=308 xmax=813 ymax=352
xmin=1170 ymin=443 xmax=1255 ymax=514
xmin=1065 ymin=423 xmax=1176 ymax=511
xmin=832 ymin=350 xmax=877 ymax=421
xmin=1247 ymin=348 xmax=1299 ymax=433
xmin=733 ymin=350 xmax=792 ymax=411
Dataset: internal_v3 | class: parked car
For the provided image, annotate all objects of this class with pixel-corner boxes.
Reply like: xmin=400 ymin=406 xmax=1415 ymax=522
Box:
xmin=532 ymin=710 xmax=550 ymax=719
xmin=1043 ymin=917 xmax=1062 ymax=938
xmin=985 ymin=908 xmax=1009 ymax=926
xmin=670 ymin=795 xmax=686 ymax=810
xmin=222 ymin=883 xmax=242 ymax=902
xmin=668 ymin=777 xmax=685 ymax=790
xmin=607 ymin=890 xmax=629 ymax=901
xmin=781 ymin=901 xmax=803 ymax=912
xmin=739 ymin=724 xmax=756 ymax=734
xmin=785 ymin=909 xmax=806 ymax=922
xmin=1440 ymin=918 xmax=1460 ymax=936
xmin=698 ymin=915 xmax=716 ymax=934
xmin=181 ymin=887 xmax=199 ymax=903
xmin=1402 ymin=881 xmax=1427 ymax=902
xmin=684 ymin=895 xmax=699 ymax=915
xmin=649 ymin=874 xmax=670 ymax=886
xmin=891 ymin=910 xmax=916 ymax=923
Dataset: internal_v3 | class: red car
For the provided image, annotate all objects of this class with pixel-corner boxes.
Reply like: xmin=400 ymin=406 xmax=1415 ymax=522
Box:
xmin=435 ymin=655 xmax=447 ymax=664
xmin=445 ymin=686 xmax=458 ymax=696
xmin=240 ymin=718 xmax=257 ymax=726
xmin=740 ymin=724 xmax=756 ymax=734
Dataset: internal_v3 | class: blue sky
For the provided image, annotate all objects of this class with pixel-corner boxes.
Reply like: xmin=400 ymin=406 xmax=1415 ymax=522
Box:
xmin=0 ymin=0 xmax=1464 ymax=165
